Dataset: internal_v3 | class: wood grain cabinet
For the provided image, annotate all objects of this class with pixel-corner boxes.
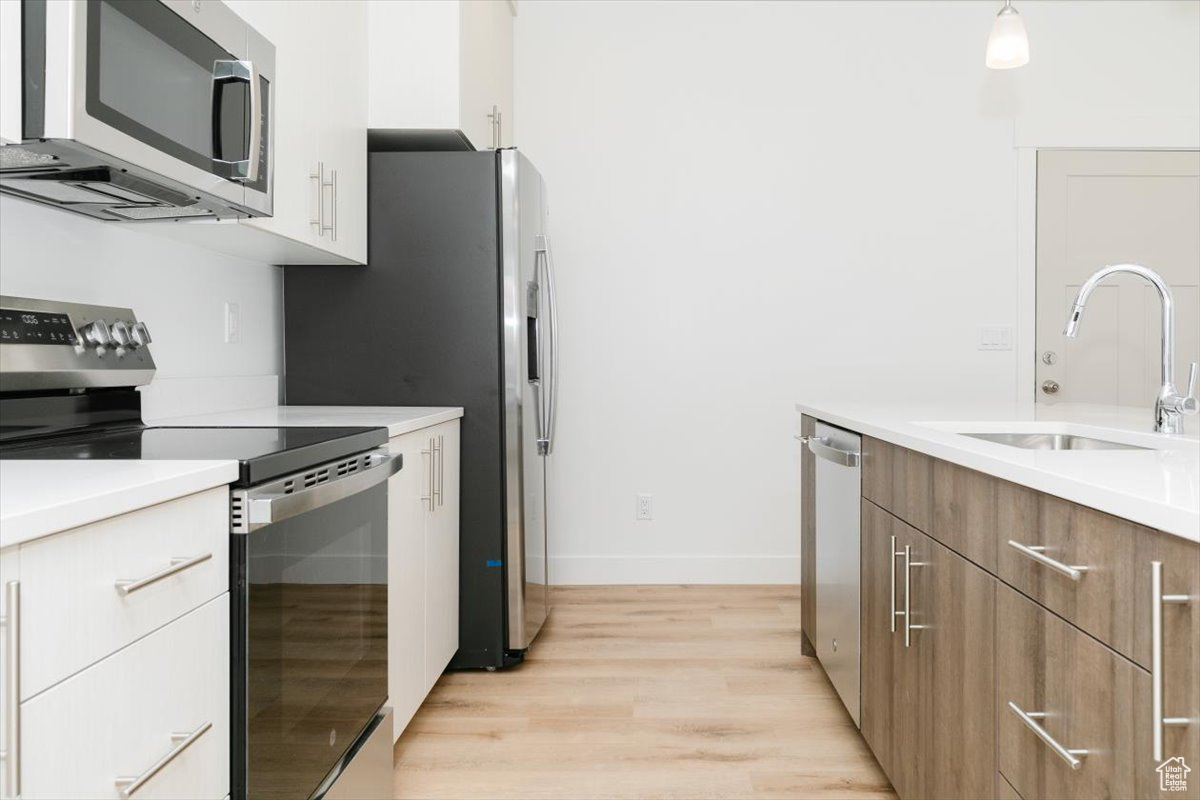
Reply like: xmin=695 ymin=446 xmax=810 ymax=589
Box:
xmin=862 ymin=437 xmax=933 ymax=533
xmin=799 ymin=415 xmax=816 ymax=657
xmin=814 ymin=428 xmax=1199 ymax=800
xmin=860 ymin=499 xmax=996 ymax=800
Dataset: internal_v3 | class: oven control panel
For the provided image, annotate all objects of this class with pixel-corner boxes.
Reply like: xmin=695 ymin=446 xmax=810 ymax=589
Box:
xmin=0 ymin=309 xmax=79 ymax=346
xmin=0 ymin=296 xmax=156 ymax=392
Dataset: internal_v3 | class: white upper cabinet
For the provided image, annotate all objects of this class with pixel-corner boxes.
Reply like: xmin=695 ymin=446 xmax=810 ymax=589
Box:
xmin=228 ymin=0 xmax=368 ymax=264
xmin=148 ymin=0 xmax=369 ymax=266
xmin=367 ymin=0 xmax=514 ymax=150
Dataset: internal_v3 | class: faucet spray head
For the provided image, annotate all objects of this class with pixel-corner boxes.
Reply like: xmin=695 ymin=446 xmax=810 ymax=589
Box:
xmin=1063 ymin=304 xmax=1084 ymax=337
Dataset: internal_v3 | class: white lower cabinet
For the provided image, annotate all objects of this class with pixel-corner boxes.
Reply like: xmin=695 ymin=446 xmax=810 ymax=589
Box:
xmin=20 ymin=594 xmax=229 ymax=800
xmin=0 ymin=547 xmax=19 ymax=800
xmin=0 ymin=490 xmax=231 ymax=800
xmin=17 ymin=488 xmax=227 ymax=699
xmin=387 ymin=419 xmax=461 ymax=741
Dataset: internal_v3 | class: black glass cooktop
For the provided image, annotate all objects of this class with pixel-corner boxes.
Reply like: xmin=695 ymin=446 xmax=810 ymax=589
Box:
xmin=0 ymin=425 xmax=389 ymax=486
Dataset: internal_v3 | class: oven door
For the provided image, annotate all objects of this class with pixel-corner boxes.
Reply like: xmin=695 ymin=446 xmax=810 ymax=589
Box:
xmin=231 ymin=450 xmax=399 ymax=800
xmin=37 ymin=0 xmax=274 ymax=214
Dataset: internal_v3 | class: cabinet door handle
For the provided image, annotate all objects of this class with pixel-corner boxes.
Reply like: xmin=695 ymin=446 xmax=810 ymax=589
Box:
xmin=330 ymin=168 xmax=338 ymax=243
xmin=431 ymin=436 xmax=443 ymax=508
xmin=1007 ymin=540 xmax=1088 ymax=581
xmin=436 ymin=434 xmax=445 ymax=508
xmin=114 ymin=721 xmax=212 ymax=798
xmin=1007 ymin=702 xmax=1087 ymax=770
xmin=1151 ymin=560 xmax=1191 ymax=762
xmin=421 ymin=443 xmax=434 ymax=509
xmin=0 ymin=581 xmax=20 ymax=799
xmin=889 ymin=534 xmax=902 ymax=633
xmin=114 ymin=553 xmax=213 ymax=596
xmin=903 ymin=545 xmax=912 ymax=648
xmin=309 ymin=161 xmax=325 ymax=234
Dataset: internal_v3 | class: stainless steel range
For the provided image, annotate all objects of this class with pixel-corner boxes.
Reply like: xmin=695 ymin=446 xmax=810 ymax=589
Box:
xmin=0 ymin=295 xmax=397 ymax=799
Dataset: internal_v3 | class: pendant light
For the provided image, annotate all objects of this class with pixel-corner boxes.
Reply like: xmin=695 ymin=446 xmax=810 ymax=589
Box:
xmin=986 ymin=0 xmax=1030 ymax=70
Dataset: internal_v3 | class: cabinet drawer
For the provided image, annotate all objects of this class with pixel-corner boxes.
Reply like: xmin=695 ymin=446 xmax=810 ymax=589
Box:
xmin=20 ymin=594 xmax=229 ymax=800
xmin=933 ymin=460 xmax=1036 ymax=573
xmin=998 ymin=493 xmax=1140 ymax=664
xmin=862 ymin=437 xmax=932 ymax=532
xmin=998 ymin=585 xmax=1137 ymax=800
xmin=18 ymin=488 xmax=228 ymax=698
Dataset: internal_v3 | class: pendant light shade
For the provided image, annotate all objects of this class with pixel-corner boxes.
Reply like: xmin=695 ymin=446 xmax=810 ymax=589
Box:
xmin=986 ymin=0 xmax=1030 ymax=70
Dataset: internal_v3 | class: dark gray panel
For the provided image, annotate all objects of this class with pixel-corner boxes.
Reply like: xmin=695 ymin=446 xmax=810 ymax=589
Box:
xmin=284 ymin=150 xmax=507 ymax=668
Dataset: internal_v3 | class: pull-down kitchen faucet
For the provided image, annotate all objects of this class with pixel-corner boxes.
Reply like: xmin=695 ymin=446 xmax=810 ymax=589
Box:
xmin=1063 ymin=264 xmax=1198 ymax=435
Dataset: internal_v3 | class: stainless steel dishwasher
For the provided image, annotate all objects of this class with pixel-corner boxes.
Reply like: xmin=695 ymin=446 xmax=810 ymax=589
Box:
xmin=808 ymin=421 xmax=862 ymax=726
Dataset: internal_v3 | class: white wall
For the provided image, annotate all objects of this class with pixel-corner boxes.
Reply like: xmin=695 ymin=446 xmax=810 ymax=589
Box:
xmin=513 ymin=0 xmax=1200 ymax=584
xmin=0 ymin=197 xmax=283 ymax=419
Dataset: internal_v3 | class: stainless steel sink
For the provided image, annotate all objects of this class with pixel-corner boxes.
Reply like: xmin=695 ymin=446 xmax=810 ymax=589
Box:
xmin=961 ymin=432 xmax=1150 ymax=451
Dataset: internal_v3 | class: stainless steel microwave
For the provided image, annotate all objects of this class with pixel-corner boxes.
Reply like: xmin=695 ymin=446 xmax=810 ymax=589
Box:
xmin=0 ymin=0 xmax=274 ymax=221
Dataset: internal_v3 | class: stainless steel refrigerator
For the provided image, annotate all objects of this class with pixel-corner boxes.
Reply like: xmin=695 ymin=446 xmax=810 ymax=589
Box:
xmin=283 ymin=142 xmax=557 ymax=669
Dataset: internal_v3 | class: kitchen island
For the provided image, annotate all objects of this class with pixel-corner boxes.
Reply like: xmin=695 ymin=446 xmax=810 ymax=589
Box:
xmin=796 ymin=401 xmax=1198 ymax=800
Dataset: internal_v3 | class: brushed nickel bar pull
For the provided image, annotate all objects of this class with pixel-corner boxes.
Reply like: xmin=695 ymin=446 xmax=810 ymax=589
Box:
xmin=421 ymin=442 xmax=434 ymax=509
xmin=903 ymin=545 xmax=912 ymax=648
xmin=309 ymin=161 xmax=324 ymax=231
xmin=115 ymin=721 xmax=212 ymax=798
xmin=1007 ymin=540 xmax=1088 ymax=581
xmin=889 ymin=534 xmax=899 ymax=633
xmin=437 ymin=434 xmax=445 ymax=507
xmin=115 ymin=553 xmax=213 ymax=596
xmin=329 ymin=168 xmax=338 ymax=243
xmin=1007 ymin=702 xmax=1087 ymax=770
xmin=1 ymin=581 xmax=19 ymax=798
xmin=432 ymin=435 xmax=443 ymax=508
xmin=1152 ymin=560 xmax=1191 ymax=763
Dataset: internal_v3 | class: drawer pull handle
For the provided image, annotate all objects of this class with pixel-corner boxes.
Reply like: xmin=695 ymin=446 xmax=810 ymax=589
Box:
xmin=1007 ymin=701 xmax=1088 ymax=770
xmin=114 ymin=721 xmax=212 ymax=798
xmin=889 ymin=535 xmax=904 ymax=633
xmin=114 ymin=553 xmax=213 ymax=596
xmin=1007 ymin=541 xmax=1088 ymax=581
xmin=1151 ymin=560 xmax=1191 ymax=763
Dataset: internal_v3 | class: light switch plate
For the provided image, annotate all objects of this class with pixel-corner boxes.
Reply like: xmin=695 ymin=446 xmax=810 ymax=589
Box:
xmin=224 ymin=301 xmax=241 ymax=344
xmin=977 ymin=326 xmax=1013 ymax=351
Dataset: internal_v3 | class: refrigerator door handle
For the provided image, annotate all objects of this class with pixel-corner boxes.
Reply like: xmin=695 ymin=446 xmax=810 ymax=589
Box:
xmin=540 ymin=234 xmax=560 ymax=456
xmin=531 ymin=247 xmax=549 ymax=454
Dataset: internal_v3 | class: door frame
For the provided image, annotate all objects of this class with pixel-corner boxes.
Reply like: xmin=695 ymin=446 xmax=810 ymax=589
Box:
xmin=1014 ymin=113 xmax=1200 ymax=402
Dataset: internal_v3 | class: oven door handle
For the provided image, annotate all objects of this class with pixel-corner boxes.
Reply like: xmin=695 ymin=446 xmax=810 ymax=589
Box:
xmin=244 ymin=452 xmax=402 ymax=531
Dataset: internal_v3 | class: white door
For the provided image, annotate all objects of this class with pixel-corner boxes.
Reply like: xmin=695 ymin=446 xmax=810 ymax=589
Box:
xmin=1036 ymin=150 xmax=1200 ymax=406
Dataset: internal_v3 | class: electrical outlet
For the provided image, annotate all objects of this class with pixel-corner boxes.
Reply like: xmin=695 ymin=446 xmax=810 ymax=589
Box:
xmin=636 ymin=493 xmax=654 ymax=521
xmin=224 ymin=302 xmax=241 ymax=344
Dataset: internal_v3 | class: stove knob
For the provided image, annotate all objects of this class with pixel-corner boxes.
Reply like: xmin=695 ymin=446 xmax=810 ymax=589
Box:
xmin=110 ymin=321 xmax=132 ymax=348
xmin=81 ymin=320 xmax=112 ymax=348
xmin=132 ymin=321 xmax=152 ymax=347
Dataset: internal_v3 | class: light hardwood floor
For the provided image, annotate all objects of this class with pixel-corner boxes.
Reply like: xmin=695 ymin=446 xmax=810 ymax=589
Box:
xmin=392 ymin=585 xmax=895 ymax=800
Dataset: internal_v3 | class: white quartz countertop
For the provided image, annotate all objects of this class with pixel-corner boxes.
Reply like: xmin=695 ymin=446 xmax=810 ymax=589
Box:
xmin=155 ymin=405 xmax=464 ymax=438
xmin=0 ymin=460 xmax=239 ymax=550
xmin=796 ymin=401 xmax=1200 ymax=542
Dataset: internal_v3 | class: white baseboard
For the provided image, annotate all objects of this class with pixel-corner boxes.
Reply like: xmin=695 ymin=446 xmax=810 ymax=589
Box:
xmin=549 ymin=555 xmax=801 ymax=586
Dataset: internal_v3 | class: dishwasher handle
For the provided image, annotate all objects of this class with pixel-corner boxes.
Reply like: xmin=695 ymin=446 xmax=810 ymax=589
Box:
xmin=806 ymin=436 xmax=861 ymax=468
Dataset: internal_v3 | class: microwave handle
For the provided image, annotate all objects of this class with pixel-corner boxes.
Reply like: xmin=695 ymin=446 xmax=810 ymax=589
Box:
xmin=211 ymin=59 xmax=262 ymax=183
